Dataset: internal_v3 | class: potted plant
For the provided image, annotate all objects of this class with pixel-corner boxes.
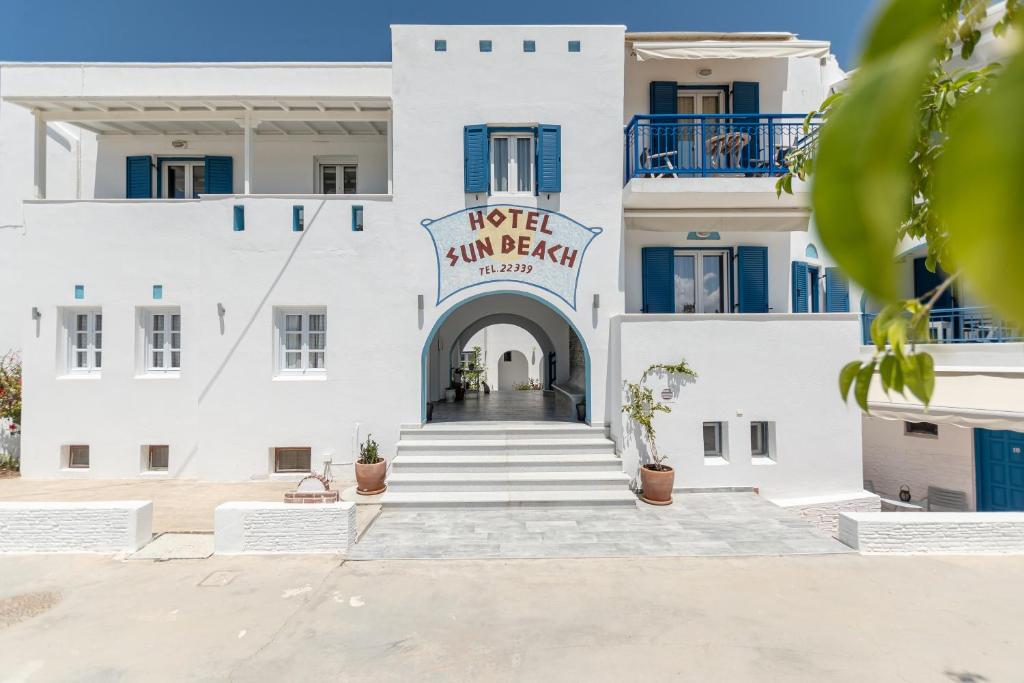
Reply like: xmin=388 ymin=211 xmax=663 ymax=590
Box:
xmin=355 ymin=434 xmax=386 ymax=495
xmin=622 ymin=358 xmax=697 ymax=505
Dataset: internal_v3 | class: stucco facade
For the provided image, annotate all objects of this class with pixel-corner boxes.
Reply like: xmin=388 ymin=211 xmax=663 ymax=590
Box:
xmin=0 ymin=25 xmax=873 ymax=506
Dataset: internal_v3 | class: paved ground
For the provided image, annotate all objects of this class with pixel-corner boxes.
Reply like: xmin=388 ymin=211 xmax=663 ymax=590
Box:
xmin=0 ymin=477 xmax=353 ymax=532
xmin=1 ymin=552 xmax=1022 ymax=681
xmin=431 ymin=390 xmax=576 ymax=422
xmin=350 ymin=492 xmax=848 ymax=559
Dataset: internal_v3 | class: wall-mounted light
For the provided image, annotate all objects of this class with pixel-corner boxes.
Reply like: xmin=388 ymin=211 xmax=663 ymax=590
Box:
xmin=697 ymin=67 xmax=713 ymax=78
xmin=417 ymin=294 xmax=424 ymax=311
xmin=31 ymin=307 xmax=41 ymax=320
xmin=217 ymin=303 xmax=226 ymax=316
xmin=593 ymin=293 xmax=600 ymax=309
xmin=171 ymin=139 xmax=188 ymax=149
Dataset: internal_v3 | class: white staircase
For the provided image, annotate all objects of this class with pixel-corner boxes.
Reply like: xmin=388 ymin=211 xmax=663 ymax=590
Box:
xmin=382 ymin=422 xmax=636 ymax=508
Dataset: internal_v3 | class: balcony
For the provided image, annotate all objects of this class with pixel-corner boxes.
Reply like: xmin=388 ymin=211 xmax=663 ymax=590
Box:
xmin=622 ymin=113 xmax=817 ymax=232
xmin=861 ymin=307 xmax=1022 ymax=345
xmin=624 ymin=113 xmax=818 ymax=181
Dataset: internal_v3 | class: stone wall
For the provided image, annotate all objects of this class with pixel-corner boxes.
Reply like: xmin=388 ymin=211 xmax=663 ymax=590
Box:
xmin=770 ymin=492 xmax=881 ymax=536
xmin=839 ymin=512 xmax=1024 ymax=554
xmin=0 ymin=501 xmax=152 ymax=553
xmin=214 ymin=501 xmax=356 ymax=554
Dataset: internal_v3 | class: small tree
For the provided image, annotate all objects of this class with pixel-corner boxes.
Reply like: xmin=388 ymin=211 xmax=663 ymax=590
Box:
xmin=0 ymin=351 xmax=21 ymax=428
xmin=621 ymin=359 xmax=697 ymax=470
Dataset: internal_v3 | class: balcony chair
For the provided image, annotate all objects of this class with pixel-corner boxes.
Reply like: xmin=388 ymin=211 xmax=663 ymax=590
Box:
xmin=639 ymin=148 xmax=679 ymax=178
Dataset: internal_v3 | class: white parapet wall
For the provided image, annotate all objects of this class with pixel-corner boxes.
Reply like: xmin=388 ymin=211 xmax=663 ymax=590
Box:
xmin=770 ymin=491 xmax=881 ymax=536
xmin=0 ymin=501 xmax=152 ymax=554
xmin=214 ymin=501 xmax=356 ymax=555
xmin=839 ymin=512 xmax=1024 ymax=554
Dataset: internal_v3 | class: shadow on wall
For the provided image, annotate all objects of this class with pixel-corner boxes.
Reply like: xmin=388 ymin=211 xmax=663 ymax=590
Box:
xmin=0 ymin=419 xmax=20 ymax=465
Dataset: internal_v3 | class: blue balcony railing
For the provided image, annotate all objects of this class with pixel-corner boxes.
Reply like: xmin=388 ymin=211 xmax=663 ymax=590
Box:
xmin=861 ymin=307 xmax=1023 ymax=345
xmin=624 ymin=113 xmax=819 ymax=182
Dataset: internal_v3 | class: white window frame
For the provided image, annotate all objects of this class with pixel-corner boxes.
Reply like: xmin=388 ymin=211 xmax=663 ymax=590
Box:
xmin=275 ymin=308 xmax=327 ymax=376
xmin=489 ymin=133 xmax=535 ymax=196
xmin=65 ymin=308 xmax=103 ymax=375
xmin=750 ymin=421 xmax=776 ymax=460
xmin=67 ymin=444 xmax=90 ymax=469
xmin=147 ymin=445 xmax=169 ymax=471
xmin=143 ymin=308 xmax=182 ymax=374
xmin=274 ymin=447 xmax=312 ymax=473
xmin=161 ymin=160 xmax=206 ymax=199
xmin=703 ymin=421 xmax=723 ymax=457
xmin=674 ymin=250 xmax=730 ymax=314
xmin=315 ymin=156 xmax=358 ymax=195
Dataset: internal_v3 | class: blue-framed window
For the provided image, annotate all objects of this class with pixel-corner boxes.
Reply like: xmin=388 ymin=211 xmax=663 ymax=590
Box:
xmin=523 ymin=40 xmax=536 ymax=52
xmin=464 ymin=124 xmax=561 ymax=195
xmin=479 ymin=40 xmax=492 ymax=52
xmin=352 ymin=205 xmax=364 ymax=232
xmin=434 ymin=39 xmax=447 ymax=52
xmin=568 ymin=40 xmax=581 ymax=52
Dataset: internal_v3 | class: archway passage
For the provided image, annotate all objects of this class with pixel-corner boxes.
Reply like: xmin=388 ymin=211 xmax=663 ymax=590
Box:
xmin=422 ymin=292 xmax=589 ymax=423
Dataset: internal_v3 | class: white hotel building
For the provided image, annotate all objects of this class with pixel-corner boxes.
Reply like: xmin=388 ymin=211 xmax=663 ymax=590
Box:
xmin=3 ymin=24 xmax=1012 ymax=519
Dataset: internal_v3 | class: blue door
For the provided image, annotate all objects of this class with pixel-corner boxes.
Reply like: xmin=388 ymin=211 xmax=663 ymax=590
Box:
xmin=975 ymin=428 xmax=1024 ymax=511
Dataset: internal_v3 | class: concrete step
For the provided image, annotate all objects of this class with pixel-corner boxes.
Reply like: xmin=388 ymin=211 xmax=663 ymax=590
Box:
xmin=391 ymin=454 xmax=624 ymax=473
xmin=379 ymin=489 xmax=638 ymax=509
xmin=399 ymin=423 xmax=608 ymax=441
xmin=387 ymin=471 xmax=631 ymax=492
xmin=395 ymin=438 xmax=616 ymax=457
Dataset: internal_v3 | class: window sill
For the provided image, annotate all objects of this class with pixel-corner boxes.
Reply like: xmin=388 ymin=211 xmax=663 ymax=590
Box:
xmin=751 ymin=456 xmax=776 ymax=466
xmin=58 ymin=373 xmax=102 ymax=380
xmin=703 ymin=456 xmax=729 ymax=466
xmin=135 ymin=372 xmax=181 ymax=380
xmin=273 ymin=373 xmax=327 ymax=382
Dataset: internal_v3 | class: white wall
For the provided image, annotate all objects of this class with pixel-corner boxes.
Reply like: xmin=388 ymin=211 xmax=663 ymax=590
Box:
xmin=611 ymin=313 xmax=864 ymax=498
xmin=214 ymin=501 xmax=356 ymax=554
xmin=624 ymin=229 xmax=794 ymax=313
xmin=0 ymin=501 xmax=152 ymax=553
xmin=839 ymin=511 xmax=1024 ymax=554
xmin=465 ymin=323 xmax=542 ymax=390
xmin=862 ymin=416 xmax=977 ymax=509
xmin=624 ymin=54 xmax=834 ymax=121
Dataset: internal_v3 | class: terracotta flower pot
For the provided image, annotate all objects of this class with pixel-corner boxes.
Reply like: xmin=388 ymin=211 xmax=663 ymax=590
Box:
xmin=640 ymin=464 xmax=674 ymax=505
xmin=355 ymin=459 xmax=387 ymax=495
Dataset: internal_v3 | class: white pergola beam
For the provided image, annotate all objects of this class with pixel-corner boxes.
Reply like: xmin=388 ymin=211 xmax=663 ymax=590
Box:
xmin=38 ymin=109 xmax=390 ymax=123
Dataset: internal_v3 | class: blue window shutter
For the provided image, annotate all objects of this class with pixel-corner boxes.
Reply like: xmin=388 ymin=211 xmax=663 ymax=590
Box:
xmin=791 ymin=261 xmax=809 ymax=312
xmin=649 ymin=81 xmax=678 ymax=115
xmin=737 ymin=246 xmax=769 ymax=313
xmin=825 ymin=267 xmax=850 ymax=312
xmin=732 ymin=81 xmax=760 ymax=164
xmin=205 ymin=156 xmax=233 ymax=194
xmin=641 ymin=247 xmax=675 ymax=313
xmin=125 ymin=155 xmax=152 ymax=198
xmin=536 ymin=124 xmax=561 ymax=193
xmin=464 ymin=124 xmax=489 ymax=193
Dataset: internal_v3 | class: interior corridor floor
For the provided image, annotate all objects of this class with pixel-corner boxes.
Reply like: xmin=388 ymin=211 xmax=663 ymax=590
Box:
xmin=430 ymin=389 xmax=577 ymax=423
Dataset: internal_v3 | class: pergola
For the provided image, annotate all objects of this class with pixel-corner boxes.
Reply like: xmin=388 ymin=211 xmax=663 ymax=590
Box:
xmin=5 ymin=95 xmax=393 ymax=198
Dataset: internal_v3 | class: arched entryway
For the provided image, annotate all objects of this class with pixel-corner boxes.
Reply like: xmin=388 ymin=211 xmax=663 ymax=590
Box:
xmin=497 ymin=350 xmax=530 ymax=390
xmin=421 ymin=291 xmax=590 ymax=423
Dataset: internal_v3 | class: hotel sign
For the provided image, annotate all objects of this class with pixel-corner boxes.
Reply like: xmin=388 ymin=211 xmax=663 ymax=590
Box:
xmin=422 ymin=205 xmax=602 ymax=310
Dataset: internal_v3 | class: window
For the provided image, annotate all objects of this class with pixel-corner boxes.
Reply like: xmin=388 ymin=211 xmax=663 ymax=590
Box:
xmin=905 ymin=421 xmax=939 ymax=437
xmin=275 ymin=447 xmax=311 ymax=473
xmin=568 ymin=40 xmax=581 ymax=52
xmin=703 ymin=422 xmax=723 ymax=457
xmin=503 ymin=351 xmax=512 ymax=362
xmin=68 ymin=445 xmax=90 ymax=469
xmin=317 ymin=160 xmax=357 ymax=194
xmin=751 ymin=422 xmax=773 ymax=458
xmin=67 ymin=309 xmax=102 ymax=373
xmin=352 ymin=205 xmax=364 ymax=232
xmin=490 ymin=133 xmax=534 ymax=195
xmin=479 ymin=40 xmax=492 ymax=52
xmin=434 ymin=39 xmax=447 ymax=52
xmin=523 ymin=40 xmax=536 ymax=52
xmin=162 ymin=160 xmax=205 ymax=198
xmin=147 ymin=445 xmax=169 ymax=471
xmin=277 ymin=310 xmax=326 ymax=374
xmin=145 ymin=309 xmax=181 ymax=372
xmin=674 ymin=250 xmax=728 ymax=313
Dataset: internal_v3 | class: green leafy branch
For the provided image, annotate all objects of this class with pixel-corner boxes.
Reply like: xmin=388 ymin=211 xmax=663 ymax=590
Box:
xmin=622 ymin=358 xmax=698 ymax=467
xmin=778 ymin=0 xmax=1024 ymax=410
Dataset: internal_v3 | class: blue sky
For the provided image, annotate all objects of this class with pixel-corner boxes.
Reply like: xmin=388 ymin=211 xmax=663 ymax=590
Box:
xmin=1 ymin=0 xmax=880 ymax=68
